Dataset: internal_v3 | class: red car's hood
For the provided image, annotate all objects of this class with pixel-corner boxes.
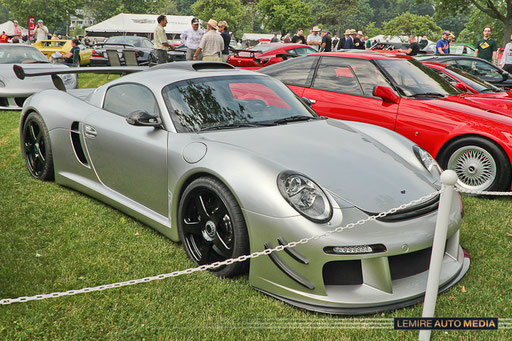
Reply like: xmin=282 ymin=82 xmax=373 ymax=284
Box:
xmin=442 ymin=94 xmax=512 ymax=118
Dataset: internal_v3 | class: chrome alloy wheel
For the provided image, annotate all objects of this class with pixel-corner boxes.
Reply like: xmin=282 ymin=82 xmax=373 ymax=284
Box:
xmin=447 ymin=145 xmax=497 ymax=191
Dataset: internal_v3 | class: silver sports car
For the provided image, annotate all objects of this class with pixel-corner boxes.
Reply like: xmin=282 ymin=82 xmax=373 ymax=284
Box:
xmin=17 ymin=62 xmax=469 ymax=314
xmin=0 ymin=44 xmax=77 ymax=110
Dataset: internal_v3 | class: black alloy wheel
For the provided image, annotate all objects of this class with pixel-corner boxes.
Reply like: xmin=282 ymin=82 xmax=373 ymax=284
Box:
xmin=178 ymin=177 xmax=249 ymax=278
xmin=21 ymin=112 xmax=54 ymax=181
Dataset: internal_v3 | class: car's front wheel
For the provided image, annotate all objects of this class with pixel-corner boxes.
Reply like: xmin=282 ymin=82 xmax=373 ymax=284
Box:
xmin=178 ymin=177 xmax=249 ymax=277
xmin=21 ymin=112 xmax=54 ymax=181
xmin=438 ymin=137 xmax=511 ymax=192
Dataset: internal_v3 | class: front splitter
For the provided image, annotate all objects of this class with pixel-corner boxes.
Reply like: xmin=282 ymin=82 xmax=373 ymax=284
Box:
xmin=255 ymin=249 xmax=470 ymax=315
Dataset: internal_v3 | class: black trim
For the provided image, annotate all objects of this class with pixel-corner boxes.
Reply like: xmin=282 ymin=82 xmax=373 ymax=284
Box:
xmin=264 ymin=242 xmax=315 ymax=290
xmin=255 ymin=250 xmax=470 ymax=315
xmin=277 ymin=237 xmax=309 ymax=264
xmin=70 ymin=122 xmax=88 ymax=166
xmin=365 ymin=194 xmax=440 ymax=222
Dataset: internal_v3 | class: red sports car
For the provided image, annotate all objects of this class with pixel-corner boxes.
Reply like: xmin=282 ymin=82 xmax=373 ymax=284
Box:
xmin=260 ymin=52 xmax=512 ymax=191
xmin=228 ymin=43 xmax=316 ymax=67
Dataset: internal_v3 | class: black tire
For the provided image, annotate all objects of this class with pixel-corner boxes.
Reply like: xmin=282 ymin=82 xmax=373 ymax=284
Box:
xmin=21 ymin=112 xmax=54 ymax=181
xmin=178 ymin=177 xmax=249 ymax=278
xmin=437 ymin=137 xmax=511 ymax=191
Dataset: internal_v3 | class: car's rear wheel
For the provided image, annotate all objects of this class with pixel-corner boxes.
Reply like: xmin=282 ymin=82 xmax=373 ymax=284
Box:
xmin=178 ymin=177 xmax=249 ymax=277
xmin=21 ymin=112 xmax=54 ymax=181
xmin=438 ymin=137 xmax=511 ymax=192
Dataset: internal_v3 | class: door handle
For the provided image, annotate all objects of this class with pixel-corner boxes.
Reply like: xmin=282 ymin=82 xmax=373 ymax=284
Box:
xmin=84 ymin=125 xmax=97 ymax=138
xmin=304 ymin=97 xmax=316 ymax=104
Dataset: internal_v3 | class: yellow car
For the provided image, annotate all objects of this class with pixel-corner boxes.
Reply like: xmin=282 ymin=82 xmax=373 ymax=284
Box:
xmin=32 ymin=40 xmax=92 ymax=66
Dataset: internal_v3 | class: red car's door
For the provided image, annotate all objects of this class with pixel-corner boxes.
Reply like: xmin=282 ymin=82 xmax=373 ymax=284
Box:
xmin=302 ymin=56 xmax=399 ymax=130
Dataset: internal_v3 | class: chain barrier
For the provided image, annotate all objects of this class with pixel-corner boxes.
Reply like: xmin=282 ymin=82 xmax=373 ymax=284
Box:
xmin=1 ymin=191 xmax=443 ymax=306
xmin=455 ymin=188 xmax=512 ymax=196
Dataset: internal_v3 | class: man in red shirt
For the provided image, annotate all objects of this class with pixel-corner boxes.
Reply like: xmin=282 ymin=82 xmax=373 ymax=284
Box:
xmin=0 ymin=31 xmax=8 ymax=43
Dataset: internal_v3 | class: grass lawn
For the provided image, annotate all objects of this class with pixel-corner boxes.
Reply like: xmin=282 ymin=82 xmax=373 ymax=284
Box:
xmin=0 ymin=74 xmax=511 ymax=340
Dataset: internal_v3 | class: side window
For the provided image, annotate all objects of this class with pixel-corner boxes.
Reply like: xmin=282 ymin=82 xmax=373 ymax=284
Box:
xmin=260 ymin=56 xmax=318 ymax=87
xmin=430 ymin=68 xmax=459 ymax=86
xmin=103 ymin=84 xmax=159 ymax=118
xmin=312 ymin=57 xmax=362 ymax=96
xmin=350 ymin=59 xmax=391 ymax=97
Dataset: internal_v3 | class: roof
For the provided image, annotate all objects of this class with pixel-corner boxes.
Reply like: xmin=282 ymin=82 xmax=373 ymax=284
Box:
xmin=85 ymin=13 xmax=194 ymax=35
xmin=0 ymin=20 xmax=28 ymax=36
xmin=310 ymin=51 xmax=413 ymax=60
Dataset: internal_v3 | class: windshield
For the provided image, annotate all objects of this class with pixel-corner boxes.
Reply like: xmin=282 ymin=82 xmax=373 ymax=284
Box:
xmin=162 ymin=75 xmax=316 ymax=132
xmin=375 ymin=59 xmax=461 ymax=97
xmin=105 ymin=36 xmax=146 ymax=48
xmin=445 ymin=65 xmax=501 ymax=93
xmin=0 ymin=46 xmax=49 ymax=64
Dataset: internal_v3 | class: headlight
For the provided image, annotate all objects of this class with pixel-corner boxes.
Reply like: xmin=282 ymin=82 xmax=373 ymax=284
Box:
xmin=413 ymin=145 xmax=442 ymax=177
xmin=277 ymin=171 xmax=332 ymax=223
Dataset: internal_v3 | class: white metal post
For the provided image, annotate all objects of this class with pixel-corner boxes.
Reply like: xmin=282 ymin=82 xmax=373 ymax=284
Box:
xmin=419 ymin=170 xmax=458 ymax=341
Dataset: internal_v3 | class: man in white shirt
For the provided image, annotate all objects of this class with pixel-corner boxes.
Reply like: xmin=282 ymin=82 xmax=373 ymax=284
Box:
xmin=501 ymin=34 xmax=512 ymax=73
xmin=193 ymin=19 xmax=224 ymax=62
xmin=154 ymin=15 xmax=175 ymax=64
xmin=34 ymin=20 xmax=49 ymax=43
xmin=181 ymin=17 xmax=204 ymax=60
xmin=307 ymin=27 xmax=322 ymax=51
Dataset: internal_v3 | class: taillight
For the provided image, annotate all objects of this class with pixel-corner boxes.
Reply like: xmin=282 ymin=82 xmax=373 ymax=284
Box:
xmin=91 ymin=50 xmax=102 ymax=58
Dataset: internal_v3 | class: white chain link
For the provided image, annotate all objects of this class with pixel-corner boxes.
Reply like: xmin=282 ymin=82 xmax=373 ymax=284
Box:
xmin=455 ymin=188 xmax=512 ymax=196
xmin=1 ymin=190 xmax=442 ymax=305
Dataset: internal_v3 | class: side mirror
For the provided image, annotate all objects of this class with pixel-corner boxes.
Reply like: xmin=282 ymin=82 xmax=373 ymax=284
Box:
xmin=301 ymin=97 xmax=314 ymax=107
xmin=126 ymin=110 xmax=162 ymax=127
xmin=455 ymin=83 xmax=469 ymax=92
xmin=373 ymin=86 xmax=400 ymax=104
xmin=502 ymin=72 xmax=509 ymax=81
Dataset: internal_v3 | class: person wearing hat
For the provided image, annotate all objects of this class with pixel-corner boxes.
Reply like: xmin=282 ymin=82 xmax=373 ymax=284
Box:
xmin=33 ymin=19 xmax=49 ymax=43
xmin=218 ymin=21 xmax=231 ymax=62
xmin=182 ymin=17 xmax=204 ymax=60
xmin=193 ymin=19 xmax=224 ymax=62
xmin=435 ymin=31 xmax=450 ymax=54
xmin=13 ymin=20 xmax=22 ymax=39
xmin=354 ymin=30 xmax=365 ymax=50
xmin=340 ymin=29 xmax=354 ymax=49
xmin=320 ymin=30 xmax=332 ymax=52
xmin=154 ymin=15 xmax=176 ymax=64
xmin=307 ymin=27 xmax=322 ymax=51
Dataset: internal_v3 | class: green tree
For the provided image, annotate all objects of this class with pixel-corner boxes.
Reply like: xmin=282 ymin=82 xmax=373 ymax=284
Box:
xmin=258 ymin=0 xmax=313 ymax=35
xmin=192 ymin=0 xmax=245 ymax=33
xmin=3 ymin=0 xmax=80 ymax=33
xmin=363 ymin=21 xmax=381 ymax=38
xmin=429 ymin=0 xmax=511 ymax=45
xmin=314 ymin=0 xmax=357 ymax=35
xmin=383 ymin=12 xmax=441 ymax=40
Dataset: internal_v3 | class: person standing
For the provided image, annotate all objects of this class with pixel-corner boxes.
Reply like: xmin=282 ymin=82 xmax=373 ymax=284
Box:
xmin=218 ymin=21 xmax=230 ymax=62
xmin=354 ymin=31 xmax=365 ymax=49
xmin=33 ymin=20 xmax=49 ymax=42
xmin=154 ymin=15 xmax=175 ymax=64
xmin=182 ymin=17 xmax=204 ymax=61
xmin=307 ymin=27 xmax=322 ymax=51
xmin=435 ymin=31 xmax=450 ymax=54
xmin=283 ymin=33 xmax=291 ymax=43
xmin=291 ymin=28 xmax=306 ymax=45
xmin=320 ymin=30 xmax=332 ymax=52
xmin=365 ymin=36 xmax=371 ymax=48
xmin=270 ymin=33 xmax=279 ymax=42
xmin=13 ymin=20 xmax=22 ymax=39
xmin=501 ymin=35 xmax=512 ymax=72
xmin=0 ymin=32 xmax=8 ymax=43
xmin=332 ymin=34 xmax=339 ymax=50
xmin=193 ymin=19 xmax=224 ymax=62
xmin=475 ymin=25 xmax=497 ymax=64
xmin=399 ymin=35 xmax=420 ymax=56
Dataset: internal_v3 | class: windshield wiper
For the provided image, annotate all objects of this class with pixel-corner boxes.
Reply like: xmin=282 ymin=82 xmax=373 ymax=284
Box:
xmin=199 ymin=122 xmax=274 ymax=131
xmin=271 ymin=115 xmax=322 ymax=125
xmin=409 ymin=93 xmax=446 ymax=98
xmin=480 ymin=88 xmax=500 ymax=93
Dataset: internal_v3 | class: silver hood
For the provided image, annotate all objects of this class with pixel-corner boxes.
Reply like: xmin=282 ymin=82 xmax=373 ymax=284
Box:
xmin=200 ymin=119 xmax=437 ymax=213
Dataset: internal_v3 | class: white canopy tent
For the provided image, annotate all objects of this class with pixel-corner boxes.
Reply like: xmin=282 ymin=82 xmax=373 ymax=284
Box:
xmin=85 ymin=13 xmax=195 ymax=38
xmin=368 ymin=35 xmax=408 ymax=43
xmin=0 ymin=20 xmax=28 ymax=36
xmin=242 ymin=33 xmax=280 ymax=42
